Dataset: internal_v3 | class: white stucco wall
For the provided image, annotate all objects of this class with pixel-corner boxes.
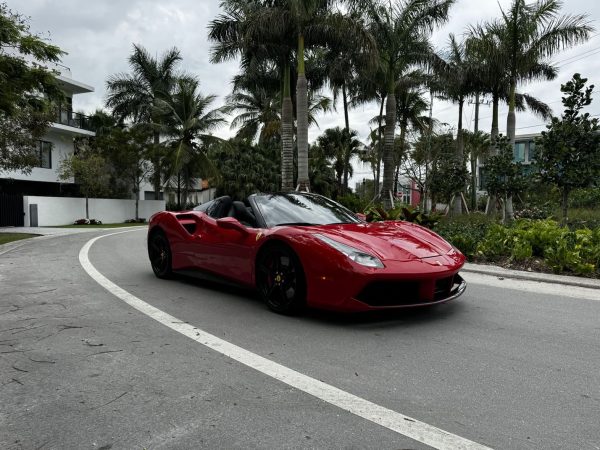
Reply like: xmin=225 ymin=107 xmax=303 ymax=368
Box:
xmin=23 ymin=196 xmax=166 ymax=226
xmin=3 ymin=128 xmax=77 ymax=183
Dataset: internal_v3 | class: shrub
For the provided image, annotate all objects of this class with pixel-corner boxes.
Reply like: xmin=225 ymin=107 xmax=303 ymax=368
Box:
xmin=74 ymin=218 xmax=89 ymax=225
xmin=434 ymin=213 xmax=495 ymax=258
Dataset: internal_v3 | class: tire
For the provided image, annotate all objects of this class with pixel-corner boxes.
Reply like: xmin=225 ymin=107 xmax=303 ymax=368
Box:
xmin=148 ymin=230 xmax=173 ymax=279
xmin=256 ymin=243 xmax=306 ymax=314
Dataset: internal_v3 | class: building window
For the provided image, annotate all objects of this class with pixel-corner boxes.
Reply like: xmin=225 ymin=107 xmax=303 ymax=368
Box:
xmin=514 ymin=142 xmax=526 ymax=162
xmin=528 ymin=141 xmax=536 ymax=162
xmin=38 ymin=141 xmax=52 ymax=169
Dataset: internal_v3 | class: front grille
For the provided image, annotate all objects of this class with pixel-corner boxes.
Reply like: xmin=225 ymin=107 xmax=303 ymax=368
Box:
xmin=356 ymin=281 xmax=421 ymax=307
xmin=434 ymin=276 xmax=454 ymax=301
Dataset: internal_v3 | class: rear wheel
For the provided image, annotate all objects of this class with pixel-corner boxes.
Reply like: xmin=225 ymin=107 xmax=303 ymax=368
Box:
xmin=256 ymin=244 xmax=306 ymax=314
xmin=148 ymin=230 xmax=173 ymax=279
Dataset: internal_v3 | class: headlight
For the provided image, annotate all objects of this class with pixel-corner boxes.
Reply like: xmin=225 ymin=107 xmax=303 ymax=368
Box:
xmin=315 ymin=234 xmax=384 ymax=268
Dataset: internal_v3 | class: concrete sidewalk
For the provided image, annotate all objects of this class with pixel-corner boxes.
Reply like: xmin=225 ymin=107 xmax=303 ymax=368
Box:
xmin=0 ymin=226 xmax=146 ymax=236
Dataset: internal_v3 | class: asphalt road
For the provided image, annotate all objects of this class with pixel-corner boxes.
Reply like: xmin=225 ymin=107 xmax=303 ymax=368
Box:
xmin=1 ymin=228 xmax=599 ymax=450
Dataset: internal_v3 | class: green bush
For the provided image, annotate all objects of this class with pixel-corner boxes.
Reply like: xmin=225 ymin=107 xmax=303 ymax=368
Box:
xmin=434 ymin=213 xmax=495 ymax=258
xmin=569 ymin=187 xmax=600 ymax=209
xmin=475 ymin=219 xmax=599 ymax=275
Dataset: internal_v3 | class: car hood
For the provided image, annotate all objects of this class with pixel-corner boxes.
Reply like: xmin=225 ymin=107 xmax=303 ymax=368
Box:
xmin=308 ymin=221 xmax=454 ymax=261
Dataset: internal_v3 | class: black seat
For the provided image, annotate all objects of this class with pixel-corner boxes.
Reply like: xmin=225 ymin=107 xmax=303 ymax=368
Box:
xmin=211 ymin=196 xmax=232 ymax=218
xmin=232 ymin=201 xmax=257 ymax=227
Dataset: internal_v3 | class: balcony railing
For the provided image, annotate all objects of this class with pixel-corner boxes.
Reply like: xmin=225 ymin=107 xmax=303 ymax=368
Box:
xmin=54 ymin=108 xmax=94 ymax=132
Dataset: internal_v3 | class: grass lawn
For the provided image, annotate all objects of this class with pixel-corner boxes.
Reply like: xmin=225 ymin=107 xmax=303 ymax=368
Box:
xmin=0 ymin=233 xmax=40 ymax=245
xmin=54 ymin=223 xmax=148 ymax=229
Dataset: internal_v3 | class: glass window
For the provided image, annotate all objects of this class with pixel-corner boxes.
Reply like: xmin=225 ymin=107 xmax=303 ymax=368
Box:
xmin=38 ymin=141 xmax=52 ymax=169
xmin=479 ymin=167 xmax=488 ymax=190
xmin=528 ymin=141 xmax=536 ymax=162
xmin=514 ymin=142 xmax=526 ymax=162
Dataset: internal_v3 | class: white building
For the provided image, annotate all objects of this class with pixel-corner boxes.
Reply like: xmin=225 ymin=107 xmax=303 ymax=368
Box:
xmin=0 ymin=65 xmax=166 ymax=226
xmin=0 ymin=64 xmax=95 ymax=197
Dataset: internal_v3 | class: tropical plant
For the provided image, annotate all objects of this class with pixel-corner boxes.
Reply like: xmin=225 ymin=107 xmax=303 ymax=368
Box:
xmin=209 ymin=139 xmax=281 ymax=200
xmin=158 ymin=77 xmax=227 ymax=209
xmin=463 ymin=130 xmax=491 ymax=210
xmin=363 ymin=0 xmax=453 ymax=209
xmin=106 ymin=44 xmax=182 ymax=197
xmin=316 ymin=127 xmax=362 ymax=194
xmin=471 ymin=0 xmax=592 ymax=219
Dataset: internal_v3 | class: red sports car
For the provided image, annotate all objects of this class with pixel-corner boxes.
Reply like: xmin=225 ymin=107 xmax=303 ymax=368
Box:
xmin=147 ymin=192 xmax=466 ymax=314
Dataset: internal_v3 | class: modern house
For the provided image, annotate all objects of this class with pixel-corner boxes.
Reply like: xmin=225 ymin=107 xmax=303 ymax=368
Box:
xmin=477 ymin=132 xmax=540 ymax=191
xmin=0 ymin=64 xmax=95 ymax=197
xmin=0 ymin=65 xmax=166 ymax=227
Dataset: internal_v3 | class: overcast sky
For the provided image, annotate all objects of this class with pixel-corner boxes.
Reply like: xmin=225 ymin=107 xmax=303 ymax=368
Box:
xmin=11 ymin=0 xmax=600 ymax=151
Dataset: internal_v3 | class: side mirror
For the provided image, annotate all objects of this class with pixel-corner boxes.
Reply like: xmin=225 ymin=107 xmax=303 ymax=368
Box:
xmin=216 ymin=217 xmax=248 ymax=234
xmin=356 ymin=213 xmax=367 ymax=222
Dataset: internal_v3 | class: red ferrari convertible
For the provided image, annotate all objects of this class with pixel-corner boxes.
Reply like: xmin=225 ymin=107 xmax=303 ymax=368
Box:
xmin=147 ymin=192 xmax=466 ymax=314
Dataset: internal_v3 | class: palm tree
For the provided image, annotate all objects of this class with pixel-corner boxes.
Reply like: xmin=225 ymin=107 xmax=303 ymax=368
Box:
xmin=106 ymin=44 xmax=182 ymax=198
xmin=474 ymin=0 xmax=592 ymax=219
xmin=364 ymin=0 xmax=454 ymax=209
xmin=395 ymin=80 xmax=431 ymax=196
xmin=434 ymin=34 xmax=478 ymax=214
xmin=158 ymin=78 xmax=227 ymax=209
xmin=463 ymin=130 xmax=491 ymax=210
xmin=227 ymin=87 xmax=281 ymax=144
xmin=208 ymin=0 xmax=297 ymax=190
xmin=316 ymin=127 xmax=362 ymax=194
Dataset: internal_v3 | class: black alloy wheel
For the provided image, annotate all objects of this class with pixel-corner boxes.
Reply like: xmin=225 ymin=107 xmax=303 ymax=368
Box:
xmin=257 ymin=244 xmax=306 ymax=314
xmin=148 ymin=231 xmax=173 ymax=279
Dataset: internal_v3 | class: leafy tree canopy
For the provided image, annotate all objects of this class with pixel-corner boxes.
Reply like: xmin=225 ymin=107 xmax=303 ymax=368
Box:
xmin=0 ymin=3 xmax=64 ymax=173
xmin=537 ymin=73 xmax=600 ymax=221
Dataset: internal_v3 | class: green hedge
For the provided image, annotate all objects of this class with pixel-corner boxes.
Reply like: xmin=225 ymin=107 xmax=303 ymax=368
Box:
xmin=436 ymin=217 xmax=600 ymax=276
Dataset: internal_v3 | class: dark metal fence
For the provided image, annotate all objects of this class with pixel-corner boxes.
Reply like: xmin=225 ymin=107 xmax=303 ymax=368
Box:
xmin=0 ymin=193 xmax=24 ymax=227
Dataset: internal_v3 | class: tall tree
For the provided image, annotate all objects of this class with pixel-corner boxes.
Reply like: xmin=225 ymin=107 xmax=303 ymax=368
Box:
xmin=364 ymin=0 xmax=453 ymax=209
xmin=158 ymin=77 xmax=226 ymax=209
xmin=208 ymin=1 xmax=297 ymax=190
xmin=316 ymin=127 xmax=362 ymax=194
xmin=537 ymin=74 xmax=600 ymax=223
xmin=106 ymin=44 xmax=182 ymax=199
xmin=0 ymin=3 xmax=64 ymax=173
xmin=476 ymin=0 xmax=592 ymax=219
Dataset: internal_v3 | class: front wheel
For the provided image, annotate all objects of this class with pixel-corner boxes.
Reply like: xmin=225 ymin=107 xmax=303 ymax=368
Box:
xmin=148 ymin=231 xmax=173 ymax=279
xmin=256 ymin=244 xmax=306 ymax=314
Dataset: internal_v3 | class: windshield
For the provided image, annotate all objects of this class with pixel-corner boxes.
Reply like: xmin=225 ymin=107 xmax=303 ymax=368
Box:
xmin=253 ymin=193 xmax=360 ymax=228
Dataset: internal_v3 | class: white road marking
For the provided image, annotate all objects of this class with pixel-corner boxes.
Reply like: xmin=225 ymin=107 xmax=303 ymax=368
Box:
xmin=463 ymin=272 xmax=600 ymax=301
xmin=79 ymin=231 xmax=492 ymax=450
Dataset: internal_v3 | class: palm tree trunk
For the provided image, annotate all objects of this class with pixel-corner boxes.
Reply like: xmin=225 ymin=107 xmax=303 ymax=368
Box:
xmin=486 ymin=91 xmax=500 ymax=216
xmin=342 ymin=83 xmax=350 ymax=190
xmin=296 ymin=34 xmax=309 ymax=192
xmin=382 ymin=77 xmax=396 ymax=210
xmin=152 ymin=131 xmax=161 ymax=200
xmin=281 ymin=64 xmax=294 ymax=191
xmin=375 ymin=95 xmax=385 ymax=196
xmin=471 ymin=92 xmax=480 ymax=211
xmin=85 ymin=195 xmax=89 ymax=220
xmin=453 ymin=97 xmax=464 ymax=215
xmin=396 ymin=120 xmax=407 ymax=197
xmin=342 ymin=83 xmax=350 ymax=131
xmin=505 ymin=76 xmax=517 ymax=221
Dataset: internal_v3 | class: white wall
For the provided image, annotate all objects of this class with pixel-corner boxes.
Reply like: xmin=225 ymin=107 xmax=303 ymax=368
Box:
xmin=23 ymin=196 xmax=166 ymax=226
xmin=2 ymin=128 xmax=76 ymax=183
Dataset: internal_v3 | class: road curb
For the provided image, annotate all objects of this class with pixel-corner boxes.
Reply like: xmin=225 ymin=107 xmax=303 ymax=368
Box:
xmin=463 ymin=262 xmax=600 ymax=290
